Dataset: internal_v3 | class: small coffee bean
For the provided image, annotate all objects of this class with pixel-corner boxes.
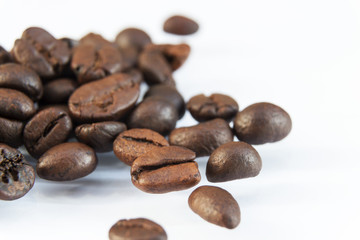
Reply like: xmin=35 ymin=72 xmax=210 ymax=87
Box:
xmin=12 ymin=27 xmax=71 ymax=78
xmin=206 ymin=142 xmax=262 ymax=182
xmin=75 ymin=121 xmax=127 ymax=152
xmin=123 ymin=68 xmax=143 ymax=85
xmin=234 ymin=102 xmax=292 ymax=144
xmin=68 ymin=73 xmax=140 ymax=123
xmin=146 ymin=43 xmax=191 ymax=71
xmin=37 ymin=142 xmax=97 ymax=181
xmin=0 ymin=63 xmax=43 ymax=101
xmin=71 ymin=33 xmax=124 ymax=84
xmin=0 ymin=117 xmax=24 ymax=148
xmin=144 ymin=84 xmax=185 ymax=119
xmin=169 ymin=118 xmax=233 ymax=157
xmin=188 ymin=186 xmax=240 ymax=229
xmin=0 ymin=144 xmax=35 ymax=201
xmin=0 ymin=46 xmax=11 ymax=64
xmin=113 ymin=128 xmax=169 ymax=166
xmin=131 ymin=146 xmax=200 ymax=194
xmin=109 ymin=218 xmax=167 ymax=240
xmin=115 ymin=28 xmax=152 ymax=51
xmin=138 ymin=47 xmax=175 ymax=86
xmin=23 ymin=107 xmax=72 ymax=158
xmin=187 ymin=93 xmax=239 ymax=122
xmin=163 ymin=15 xmax=199 ymax=35
xmin=0 ymin=88 xmax=35 ymax=121
xmin=42 ymin=78 xmax=77 ymax=104
xmin=127 ymin=97 xmax=178 ymax=135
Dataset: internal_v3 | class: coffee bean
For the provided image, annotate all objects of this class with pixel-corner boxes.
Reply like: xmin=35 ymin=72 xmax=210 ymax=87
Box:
xmin=0 ymin=63 xmax=43 ymax=101
xmin=206 ymin=142 xmax=262 ymax=182
xmin=0 ymin=46 xmax=11 ymax=64
xmin=123 ymin=68 xmax=143 ymax=85
xmin=234 ymin=102 xmax=292 ymax=144
xmin=71 ymin=33 xmax=124 ymax=84
xmin=0 ymin=88 xmax=35 ymax=121
xmin=115 ymin=28 xmax=152 ymax=51
xmin=37 ymin=142 xmax=97 ymax=181
xmin=163 ymin=15 xmax=199 ymax=35
xmin=68 ymin=73 xmax=140 ymax=123
xmin=188 ymin=186 xmax=240 ymax=229
xmin=0 ymin=144 xmax=35 ymax=200
xmin=127 ymin=97 xmax=178 ymax=135
xmin=187 ymin=93 xmax=239 ymax=122
xmin=23 ymin=107 xmax=72 ymax=158
xmin=59 ymin=37 xmax=79 ymax=49
xmin=131 ymin=146 xmax=200 ymax=194
xmin=0 ymin=117 xmax=24 ymax=148
xmin=169 ymin=118 xmax=233 ymax=157
xmin=144 ymin=84 xmax=185 ymax=119
xmin=11 ymin=27 xmax=71 ymax=78
xmin=109 ymin=218 xmax=167 ymax=240
xmin=138 ymin=47 xmax=175 ymax=86
xmin=75 ymin=121 xmax=127 ymax=152
xmin=113 ymin=128 xmax=169 ymax=166
xmin=42 ymin=78 xmax=77 ymax=104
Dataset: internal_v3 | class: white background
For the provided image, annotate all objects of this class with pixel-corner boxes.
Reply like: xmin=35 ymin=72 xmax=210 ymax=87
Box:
xmin=1 ymin=0 xmax=360 ymax=239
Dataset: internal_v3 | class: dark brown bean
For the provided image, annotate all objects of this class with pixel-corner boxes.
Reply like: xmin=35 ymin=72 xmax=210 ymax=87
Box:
xmin=23 ymin=107 xmax=72 ymax=158
xmin=115 ymin=28 xmax=152 ymax=51
xmin=113 ymin=128 xmax=169 ymax=166
xmin=234 ymin=102 xmax=292 ymax=144
xmin=163 ymin=15 xmax=199 ymax=35
xmin=0 ymin=88 xmax=35 ymax=120
xmin=0 ymin=117 xmax=24 ymax=148
xmin=127 ymin=97 xmax=178 ymax=136
xmin=36 ymin=142 xmax=97 ymax=181
xmin=0 ymin=63 xmax=43 ymax=101
xmin=0 ymin=46 xmax=12 ymax=64
xmin=144 ymin=84 xmax=185 ymax=119
xmin=188 ymin=186 xmax=240 ymax=229
xmin=109 ymin=218 xmax=167 ymax=240
xmin=42 ymin=78 xmax=77 ymax=104
xmin=68 ymin=73 xmax=140 ymax=123
xmin=79 ymin=33 xmax=114 ymax=48
xmin=75 ymin=121 xmax=127 ymax=152
xmin=187 ymin=93 xmax=239 ymax=122
xmin=169 ymin=118 xmax=233 ymax=157
xmin=11 ymin=27 xmax=71 ymax=78
xmin=131 ymin=146 xmax=200 ymax=194
xmin=206 ymin=142 xmax=262 ymax=182
xmin=0 ymin=144 xmax=35 ymax=200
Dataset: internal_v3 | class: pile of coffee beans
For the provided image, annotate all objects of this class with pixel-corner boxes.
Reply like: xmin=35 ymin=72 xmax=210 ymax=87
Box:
xmin=0 ymin=14 xmax=292 ymax=239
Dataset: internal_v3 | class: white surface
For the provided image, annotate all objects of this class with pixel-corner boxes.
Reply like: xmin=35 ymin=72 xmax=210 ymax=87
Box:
xmin=1 ymin=0 xmax=360 ymax=239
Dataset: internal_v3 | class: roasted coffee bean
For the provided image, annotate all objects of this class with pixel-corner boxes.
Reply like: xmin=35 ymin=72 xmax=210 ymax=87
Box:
xmin=169 ymin=118 xmax=233 ymax=157
xmin=188 ymin=186 xmax=240 ymax=229
xmin=163 ymin=15 xmax=199 ymax=35
xmin=115 ymin=28 xmax=152 ymax=51
xmin=131 ymin=146 xmax=200 ymax=194
xmin=187 ymin=93 xmax=239 ymax=122
xmin=0 ymin=144 xmax=35 ymax=200
xmin=0 ymin=63 xmax=43 ymax=101
xmin=128 ymin=97 xmax=178 ymax=135
xmin=138 ymin=47 xmax=175 ymax=86
xmin=71 ymin=33 xmax=124 ymax=84
xmin=109 ymin=218 xmax=167 ymax=240
xmin=68 ymin=73 xmax=140 ymax=123
xmin=11 ymin=27 xmax=70 ymax=78
xmin=0 ymin=46 xmax=11 ymax=64
xmin=23 ymin=107 xmax=72 ymax=158
xmin=113 ymin=128 xmax=169 ymax=166
xmin=144 ymin=84 xmax=185 ymax=119
xmin=37 ymin=142 xmax=97 ymax=181
xmin=75 ymin=121 xmax=127 ymax=152
xmin=0 ymin=88 xmax=35 ymax=120
xmin=146 ymin=43 xmax=191 ymax=71
xmin=234 ymin=102 xmax=292 ymax=144
xmin=42 ymin=78 xmax=77 ymax=104
xmin=123 ymin=68 xmax=143 ymax=85
xmin=0 ymin=117 xmax=24 ymax=148
xmin=206 ymin=142 xmax=262 ymax=182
